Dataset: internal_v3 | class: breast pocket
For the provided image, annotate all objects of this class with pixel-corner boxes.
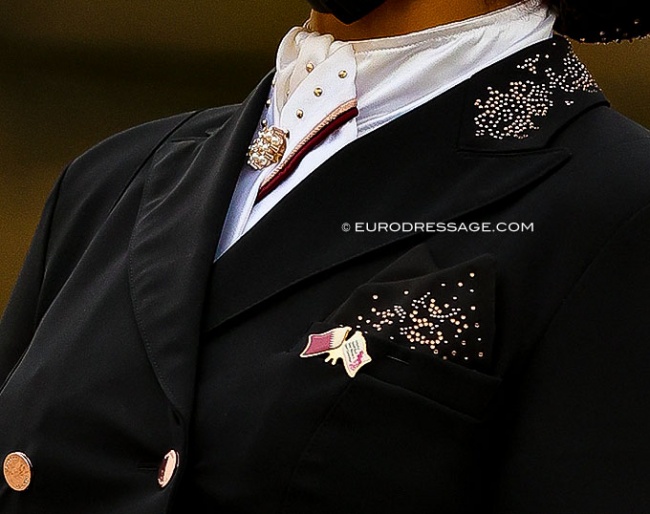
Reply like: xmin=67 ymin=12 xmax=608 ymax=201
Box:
xmin=282 ymin=249 xmax=502 ymax=514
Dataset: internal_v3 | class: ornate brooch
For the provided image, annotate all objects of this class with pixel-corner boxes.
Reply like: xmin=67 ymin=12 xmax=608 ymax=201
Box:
xmin=247 ymin=125 xmax=289 ymax=170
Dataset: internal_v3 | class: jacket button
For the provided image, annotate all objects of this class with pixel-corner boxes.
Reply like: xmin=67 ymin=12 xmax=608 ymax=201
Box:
xmin=3 ymin=452 xmax=33 ymax=492
xmin=157 ymin=450 xmax=179 ymax=488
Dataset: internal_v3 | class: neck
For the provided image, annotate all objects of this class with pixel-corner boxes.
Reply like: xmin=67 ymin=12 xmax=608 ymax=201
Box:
xmin=309 ymin=0 xmax=520 ymax=40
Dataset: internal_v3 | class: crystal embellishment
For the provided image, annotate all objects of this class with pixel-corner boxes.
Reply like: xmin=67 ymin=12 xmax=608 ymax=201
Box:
xmin=474 ymin=49 xmax=600 ymax=141
xmin=247 ymin=125 xmax=288 ymax=170
xmin=354 ymin=270 xmax=489 ymax=367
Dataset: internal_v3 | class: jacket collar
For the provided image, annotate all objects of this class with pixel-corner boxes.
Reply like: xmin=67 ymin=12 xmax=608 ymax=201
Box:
xmin=459 ymin=36 xmax=604 ymax=152
xmin=128 ymin=35 xmax=607 ymax=416
xmin=201 ymin=35 xmax=606 ymax=332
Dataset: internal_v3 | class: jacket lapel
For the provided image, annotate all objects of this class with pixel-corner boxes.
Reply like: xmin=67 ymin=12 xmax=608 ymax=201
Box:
xmin=128 ymin=35 xmax=609 ymax=416
xmin=201 ymin=36 xmax=607 ymax=334
xmin=127 ymin=72 xmax=273 ymax=417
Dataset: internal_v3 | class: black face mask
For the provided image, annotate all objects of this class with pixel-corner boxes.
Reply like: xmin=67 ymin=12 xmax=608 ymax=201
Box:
xmin=307 ymin=0 xmax=387 ymax=24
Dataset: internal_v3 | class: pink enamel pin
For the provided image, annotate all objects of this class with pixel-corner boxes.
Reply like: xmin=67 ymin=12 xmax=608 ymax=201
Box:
xmin=301 ymin=326 xmax=372 ymax=378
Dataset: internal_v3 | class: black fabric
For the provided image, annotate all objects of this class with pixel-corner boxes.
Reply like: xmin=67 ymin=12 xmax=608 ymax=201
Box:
xmin=554 ymin=0 xmax=650 ymax=42
xmin=306 ymin=0 xmax=386 ymax=24
xmin=1 ymin=36 xmax=650 ymax=513
xmin=304 ymin=0 xmax=650 ymax=42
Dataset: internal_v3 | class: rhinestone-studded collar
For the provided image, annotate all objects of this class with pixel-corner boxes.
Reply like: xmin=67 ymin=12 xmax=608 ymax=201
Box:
xmin=459 ymin=35 xmax=608 ymax=153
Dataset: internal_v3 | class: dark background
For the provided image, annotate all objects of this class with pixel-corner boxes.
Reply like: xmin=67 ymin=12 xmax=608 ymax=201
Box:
xmin=1 ymin=0 xmax=649 ymax=311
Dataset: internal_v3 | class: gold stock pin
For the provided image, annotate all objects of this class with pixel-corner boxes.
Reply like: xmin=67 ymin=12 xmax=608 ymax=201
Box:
xmin=247 ymin=126 xmax=289 ymax=170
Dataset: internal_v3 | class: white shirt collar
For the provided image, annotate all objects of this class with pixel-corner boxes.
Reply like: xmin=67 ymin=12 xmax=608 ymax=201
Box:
xmin=273 ymin=0 xmax=556 ymax=136
xmin=214 ymin=1 xmax=558 ymax=259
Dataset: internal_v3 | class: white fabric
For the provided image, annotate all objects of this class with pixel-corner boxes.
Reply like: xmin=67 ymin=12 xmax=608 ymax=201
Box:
xmin=215 ymin=0 xmax=556 ymax=259
xmin=215 ymin=38 xmax=358 ymax=257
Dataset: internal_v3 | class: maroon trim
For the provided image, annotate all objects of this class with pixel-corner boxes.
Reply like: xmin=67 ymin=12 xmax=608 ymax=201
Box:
xmin=256 ymin=106 xmax=359 ymax=202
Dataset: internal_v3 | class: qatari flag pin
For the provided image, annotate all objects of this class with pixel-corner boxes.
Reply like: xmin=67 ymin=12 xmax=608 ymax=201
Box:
xmin=301 ymin=326 xmax=372 ymax=378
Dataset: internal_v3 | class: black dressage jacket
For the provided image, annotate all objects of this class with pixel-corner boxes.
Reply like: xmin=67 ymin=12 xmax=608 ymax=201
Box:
xmin=2 ymin=36 xmax=650 ymax=513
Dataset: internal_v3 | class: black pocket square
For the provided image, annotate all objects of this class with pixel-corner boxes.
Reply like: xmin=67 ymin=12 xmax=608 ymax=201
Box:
xmin=322 ymin=246 xmax=496 ymax=372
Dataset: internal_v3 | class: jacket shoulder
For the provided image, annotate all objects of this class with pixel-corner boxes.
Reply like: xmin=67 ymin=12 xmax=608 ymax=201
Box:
xmin=40 ymin=105 xmax=240 ymax=282
xmin=557 ymin=104 xmax=650 ymax=159
xmin=52 ymin=104 xmax=238 ymax=218
xmin=554 ymin=105 xmax=650 ymax=211
xmin=64 ymin=105 xmax=238 ymax=188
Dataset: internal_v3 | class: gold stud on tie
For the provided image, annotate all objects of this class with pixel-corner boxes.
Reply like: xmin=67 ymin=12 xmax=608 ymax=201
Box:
xmin=338 ymin=70 xmax=348 ymax=79
xmin=157 ymin=450 xmax=179 ymax=489
xmin=314 ymin=87 xmax=323 ymax=97
xmin=306 ymin=62 xmax=315 ymax=73
xmin=296 ymin=109 xmax=304 ymax=119
xmin=3 ymin=452 xmax=32 ymax=492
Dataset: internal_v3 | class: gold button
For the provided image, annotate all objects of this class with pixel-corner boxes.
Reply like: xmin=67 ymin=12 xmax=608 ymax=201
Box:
xmin=157 ymin=450 xmax=179 ymax=489
xmin=3 ymin=452 xmax=32 ymax=492
xmin=306 ymin=62 xmax=315 ymax=73
xmin=314 ymin=87 xmax=323 ymax=97
xmin=338 ymin=70 xmax=348 ymax=79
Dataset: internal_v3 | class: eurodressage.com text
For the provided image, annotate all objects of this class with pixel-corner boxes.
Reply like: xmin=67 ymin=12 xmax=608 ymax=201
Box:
xmin=342 ymin=221 xmax=535 ymax=234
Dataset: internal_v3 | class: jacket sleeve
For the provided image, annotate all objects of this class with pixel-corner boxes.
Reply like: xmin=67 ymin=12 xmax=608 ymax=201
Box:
xmin=496 ymin=202 xmax=650 ymax=513
xmin=0 ymin=168 xmax=66 ymax=385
